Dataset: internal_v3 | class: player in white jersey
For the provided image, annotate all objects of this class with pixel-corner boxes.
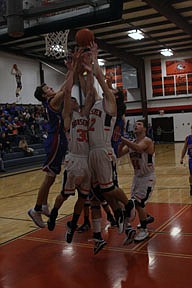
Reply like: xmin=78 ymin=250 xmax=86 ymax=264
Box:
xmin=47 ymin=50 xmax=95 ymax=243
xmin=88 ymin=43 xmax=138 ymax=254
xmin=118 ymin=119 xmax=156 ymax=243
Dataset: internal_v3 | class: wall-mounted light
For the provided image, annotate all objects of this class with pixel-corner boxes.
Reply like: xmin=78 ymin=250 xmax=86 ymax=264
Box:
xmin=160 ymin=48 xmax=173 ymax=56
xmin=128 ymin=29 xmax=144 ymax=40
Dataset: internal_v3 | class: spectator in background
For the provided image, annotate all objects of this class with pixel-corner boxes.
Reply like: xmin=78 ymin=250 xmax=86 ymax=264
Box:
xmin=18 ymin=136 xmax=34 ymax=156
xmin=0 ymin=153 xmax=6 ymax=172
xmin=156 ymin=125 xmax=162 ymax=143
xmin=0 ymin=140 xmax=6 ymax=172
xmin=0 ymin=132 xmax=12 ymax=153
xmin=27 ymin=123 xmax=41 ymax=143
xmin=147 ymin=123 xmax=154 ymax=141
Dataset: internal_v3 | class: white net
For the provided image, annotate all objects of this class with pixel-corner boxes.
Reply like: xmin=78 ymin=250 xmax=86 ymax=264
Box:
xmin=45 ymin=30 xmax=70 ymax=59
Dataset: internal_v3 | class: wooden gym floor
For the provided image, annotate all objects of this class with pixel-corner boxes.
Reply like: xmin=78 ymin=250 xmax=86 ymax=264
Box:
xmin=0 ymin=143 xmax=192 ymax=288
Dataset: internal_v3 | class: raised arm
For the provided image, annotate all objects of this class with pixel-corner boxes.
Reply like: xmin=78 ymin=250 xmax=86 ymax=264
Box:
xmin=75 ymin=49 xmax=96 ymax=116
xmin=82 ymin=69 xmax=95 ymax=117
xmin=62 ymin=64 xmax=75 ymax=131
xmin=50 ymin=55 xmax=76 ymax=111
xmin=90 ymin=42 xmax=116 ymax=116
xmin=121 ymin=136 xmax=153 ymax=153
xmin=118 ymin=141 xmax=129 ymax=158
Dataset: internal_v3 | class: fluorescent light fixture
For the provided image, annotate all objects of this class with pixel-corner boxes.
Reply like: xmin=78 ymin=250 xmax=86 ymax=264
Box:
xmin=98 ymin=58 xmax=105 ymax=66
xmin=160 ymin=48 xmax=173 ymax=56
xmin=128 ymin=29 xmax=144 ymax=40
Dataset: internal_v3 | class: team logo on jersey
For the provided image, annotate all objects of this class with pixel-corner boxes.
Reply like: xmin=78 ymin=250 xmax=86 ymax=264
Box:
xmin=72 ymin=119 xmax=88 ymax=128
xmin=90 ymin=108 xmax=102 ymax=117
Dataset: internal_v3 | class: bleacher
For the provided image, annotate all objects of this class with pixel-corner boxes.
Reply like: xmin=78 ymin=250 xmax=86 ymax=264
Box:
xmin=3 ymin=143 xmax=46 ymax=173
xmin=0 ymin=103 xmax=48 ymax=174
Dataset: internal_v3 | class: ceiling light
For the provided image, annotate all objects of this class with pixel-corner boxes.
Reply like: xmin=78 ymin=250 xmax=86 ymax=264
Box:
xmin=98 ymin=59 xmax=105 ymax=66
xmin=128 ymin=29 xmax=144 ymax=40
xmin=160 ymin=48 xmax=173 ymax=56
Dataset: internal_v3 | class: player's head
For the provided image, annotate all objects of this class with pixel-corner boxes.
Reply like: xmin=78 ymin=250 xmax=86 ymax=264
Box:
xmin=34 ymin=83 xmax=55 ymax=102
xmin=134 ymin=119 xmax=147 ymax=134
xmin=71 ymin=97 xmax=79 ymax=111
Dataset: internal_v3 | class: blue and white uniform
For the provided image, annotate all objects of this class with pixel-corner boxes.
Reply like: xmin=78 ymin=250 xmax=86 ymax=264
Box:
xmin=187 ymin=135 xmax=192 ymax=174
xmin=42 ymin=97 xmax=68 ymax=176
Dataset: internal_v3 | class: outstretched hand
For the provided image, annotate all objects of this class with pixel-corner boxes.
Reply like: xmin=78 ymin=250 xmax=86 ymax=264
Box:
xmin=89 ymin=41 xmax=98 ymax=60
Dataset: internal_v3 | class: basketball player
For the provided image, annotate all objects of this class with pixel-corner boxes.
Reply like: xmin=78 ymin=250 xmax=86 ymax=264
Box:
xmin=180 ymin=125 xmax=192 ymax=195
xmin=118 ymin=119 xmax=156 ymax=242
xmin=11 ymin=64 xmax=22 ymax=98
xmin=77 ymin=193 xmax=117 ymax=233
xmin=27 ymin=68 xmax=73 ymax=228
xmin=107 ymin=74 xmax=126 ymax=187
xmin=87 ymin=43 xmax=136 ymax=253
xmin=47 ymin=51 xmax=95 ymax=244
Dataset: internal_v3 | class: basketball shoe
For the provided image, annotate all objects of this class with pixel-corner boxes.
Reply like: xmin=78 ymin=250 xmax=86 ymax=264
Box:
xmin=137 ymin=214 xmax=155 ymax=229
xmin=42 ymin=205 xmax=50 ymax=217
xmin=47 ymin=208 xmax=58 ymax=231
xmin=94 ymin=239 xmax=107 ymax=255
xmin=125 ymin=198 xmax=136 ymax=222
xmin=124 ymin=225 xmax=136 ymax=245
xmin=28 ymin=208 xmax=45 ymax=228
xmin=134 ymin=228 xmax=149 ymax=242
xmin=77 ymin=222 xmax=91 ymax=233
xmin=65 ymin=221 xmax=77 ymax=243
xmin=114 ymin=208 xmax=124 ymax=233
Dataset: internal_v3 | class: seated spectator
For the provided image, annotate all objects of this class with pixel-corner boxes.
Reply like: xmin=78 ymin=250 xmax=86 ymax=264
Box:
xmin=0 ymin=141 xmax=6 ymax=172
xmin=18 ymin=136 xmax=34 ymax=156
xmin=0 ymin=153 xmax=6 ymax=172
xmin=27 ymin=123 xmax=41 ymax=143
xmin=0 ymin=132 xmax=12 ymax=153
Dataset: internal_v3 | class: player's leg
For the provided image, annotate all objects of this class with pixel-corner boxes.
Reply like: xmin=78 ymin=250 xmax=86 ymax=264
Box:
xmin=28 ymin=173 xmax=56 ymax=228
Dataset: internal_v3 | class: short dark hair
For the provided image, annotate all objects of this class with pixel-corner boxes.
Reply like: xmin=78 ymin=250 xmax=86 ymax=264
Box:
xmin=34 ymin=83 xmax=46 ymax=102
xmin=136 ymin=119 xmax=147 ymax=128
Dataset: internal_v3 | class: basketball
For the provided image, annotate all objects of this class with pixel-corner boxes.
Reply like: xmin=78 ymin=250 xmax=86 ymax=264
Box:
xmin=75 ymin=28 xmax=94 ymax=47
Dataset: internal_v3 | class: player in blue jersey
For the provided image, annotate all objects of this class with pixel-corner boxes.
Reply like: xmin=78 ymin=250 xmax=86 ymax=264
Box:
xmin=111 ymin=91 xmax=126 ymax=187
xmin=180 ymin=125 xmax=192 ymax=195
xmin=28 ymin=69 xmax=73 ymax=228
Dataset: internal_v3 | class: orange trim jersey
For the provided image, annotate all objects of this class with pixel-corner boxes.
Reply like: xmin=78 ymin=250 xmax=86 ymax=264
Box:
xmin=88 ymin=99 xmax=116 ymax=150
xmin=129 ymin=138 xmax=155 ymax=177
xmin=66 ymin=111 xmax=89 ymax=156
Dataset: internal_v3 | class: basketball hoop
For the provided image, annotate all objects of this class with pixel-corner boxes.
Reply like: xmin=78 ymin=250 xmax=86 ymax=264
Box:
xmin=45 ymin=30 xmax=70 ymax=59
